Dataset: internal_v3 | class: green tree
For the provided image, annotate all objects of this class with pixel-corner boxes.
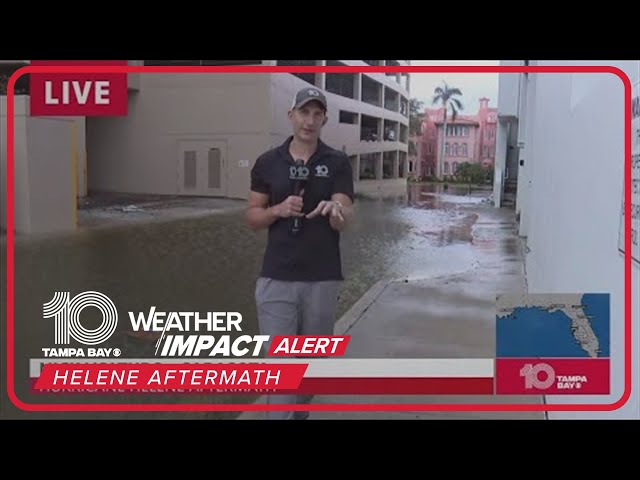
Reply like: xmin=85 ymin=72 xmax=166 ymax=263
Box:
xmin=432 ymin=82 xmax=463 ymax=178
xmin=454 ymin=162 xmax=472 ymax=185
xmin=455 ymin=162 xmax=489 ymax=192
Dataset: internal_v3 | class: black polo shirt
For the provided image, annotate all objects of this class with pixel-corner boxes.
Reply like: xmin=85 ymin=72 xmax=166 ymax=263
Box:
xmin=250 ymin=136 xmax=355 ymax=281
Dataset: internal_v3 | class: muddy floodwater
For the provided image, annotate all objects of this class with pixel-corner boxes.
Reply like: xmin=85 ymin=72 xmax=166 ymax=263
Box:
xmin=1 ymin=183 xmax=498 ymax=419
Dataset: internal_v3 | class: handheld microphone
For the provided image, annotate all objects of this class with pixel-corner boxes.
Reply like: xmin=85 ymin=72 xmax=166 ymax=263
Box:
xmin=289 ymin=159 xmax=309 ymax=237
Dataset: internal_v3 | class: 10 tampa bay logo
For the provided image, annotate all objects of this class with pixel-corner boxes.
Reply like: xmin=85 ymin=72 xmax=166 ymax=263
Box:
xmin=41 ymin=291 xmax=121 ymax=357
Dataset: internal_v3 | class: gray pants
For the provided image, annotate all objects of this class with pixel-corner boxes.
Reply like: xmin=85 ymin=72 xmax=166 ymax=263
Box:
xmin=255 ymin=276 xmax=341 ymax=420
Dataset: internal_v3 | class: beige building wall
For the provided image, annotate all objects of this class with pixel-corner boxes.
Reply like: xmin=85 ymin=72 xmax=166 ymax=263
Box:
xmin=2 ymin=60 xmax=411 ymax=233
xmin=86 ymin=72 xmax=273 ymax=200
xmin=1 ymin=96 xmax=84 ymax=234
xmin=86 ymin=62 xmax=409 ymax=202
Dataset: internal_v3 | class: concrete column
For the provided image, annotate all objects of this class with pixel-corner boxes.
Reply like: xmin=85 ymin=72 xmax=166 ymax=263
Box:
xmin=393 ymin=151 xmax=399 ymax=178
xmin=0 ymin=97 xmax=29 ymax=233
xmin=126 ymin=60 xmax=142 ymax=91
xmin=316 ymin=60 xmax=326 ymax=89
xmin=352 ymin=155 xmax=360 ymax=182
xmin=376 ymin=152 xmax=383 ymax=180
xmin=0 ymin=96 xmax=76 ymax=234
xmin=401 ymin=153 xmax=408 ymax=178
xmin=74 ymin=117 xmax=87 ymax=197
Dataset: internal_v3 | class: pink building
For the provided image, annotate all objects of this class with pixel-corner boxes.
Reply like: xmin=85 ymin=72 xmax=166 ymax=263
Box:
xmin=415 ymin=97 xmax=497 ymax=179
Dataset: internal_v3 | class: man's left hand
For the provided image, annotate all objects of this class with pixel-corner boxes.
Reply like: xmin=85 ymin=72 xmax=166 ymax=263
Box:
xmin=306 ymin=200 xmax=344 ymax=222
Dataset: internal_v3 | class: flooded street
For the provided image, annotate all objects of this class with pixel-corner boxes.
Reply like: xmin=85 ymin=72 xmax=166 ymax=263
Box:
xmin=1 ymin=182 xmax=501 ymax=418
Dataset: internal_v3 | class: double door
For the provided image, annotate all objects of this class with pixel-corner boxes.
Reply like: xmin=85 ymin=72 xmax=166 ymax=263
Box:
xmin=177 ymin=140 xmax=227 ymax=196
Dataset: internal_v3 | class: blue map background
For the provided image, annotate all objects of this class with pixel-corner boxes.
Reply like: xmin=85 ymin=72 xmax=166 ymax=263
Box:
xmin=496 ymin=293 xmax=610 ymax=358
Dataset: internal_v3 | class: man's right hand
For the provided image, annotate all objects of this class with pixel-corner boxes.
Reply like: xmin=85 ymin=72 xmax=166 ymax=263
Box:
xmin=273 ymin=192 xmax=305 ymax=218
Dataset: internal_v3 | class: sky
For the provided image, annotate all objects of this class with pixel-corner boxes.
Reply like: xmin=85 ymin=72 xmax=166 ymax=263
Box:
xmin=408 ymin=60 xmax=500 ymax=115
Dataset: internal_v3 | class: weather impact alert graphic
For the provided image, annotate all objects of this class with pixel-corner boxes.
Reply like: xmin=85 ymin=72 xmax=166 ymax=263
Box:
xmin=28 ymin=290 xmax=497 ymax=397
xmin=27 ymin=290 xmax=612 ymax=398
xmin=30 ymin=290 xmax=354 ymax=394
xmin=495 ymin=293 xmax=610 ymax=395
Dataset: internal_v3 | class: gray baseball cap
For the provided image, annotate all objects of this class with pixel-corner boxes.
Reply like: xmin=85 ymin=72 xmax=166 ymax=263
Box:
xmin=291 ymin=87 xmax=327 ymax=111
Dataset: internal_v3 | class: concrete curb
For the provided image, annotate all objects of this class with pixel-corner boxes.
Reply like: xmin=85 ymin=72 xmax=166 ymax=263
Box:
xmin=234 ymin=279 xmax=392 ymax=419
xmin=334 ymin=279 xmax=389 ymax=335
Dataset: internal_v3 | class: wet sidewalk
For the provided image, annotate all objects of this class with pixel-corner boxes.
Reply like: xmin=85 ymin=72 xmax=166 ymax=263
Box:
xmin=237 ymin=204 xmax=546 ymax=420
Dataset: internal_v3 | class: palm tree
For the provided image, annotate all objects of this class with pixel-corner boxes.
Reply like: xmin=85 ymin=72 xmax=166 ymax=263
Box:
xmin=432 ymin=82 xmax=463 ymax=179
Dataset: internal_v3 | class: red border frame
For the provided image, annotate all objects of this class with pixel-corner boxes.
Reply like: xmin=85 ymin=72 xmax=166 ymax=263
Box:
xmin=4 ymin=63 xmax=633 ymax=412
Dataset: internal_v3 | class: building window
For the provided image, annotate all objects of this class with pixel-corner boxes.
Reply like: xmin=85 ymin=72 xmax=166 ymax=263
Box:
xmin=361 ymin=75 xmax=382 ymax=106
xmin=339 ymin=110 xmax=358 ymax=124
xmin=326 ymin=61 xmax=355 ymax=99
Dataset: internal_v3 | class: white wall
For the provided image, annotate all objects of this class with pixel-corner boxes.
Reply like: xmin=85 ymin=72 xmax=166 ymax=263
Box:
xmin=497 ymin=61 xmax=522 ymax=118
xmin=517 ymin=60 xmax=640 ymax=419
xmin=517 ymin=67 xmax=535 ymax=236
